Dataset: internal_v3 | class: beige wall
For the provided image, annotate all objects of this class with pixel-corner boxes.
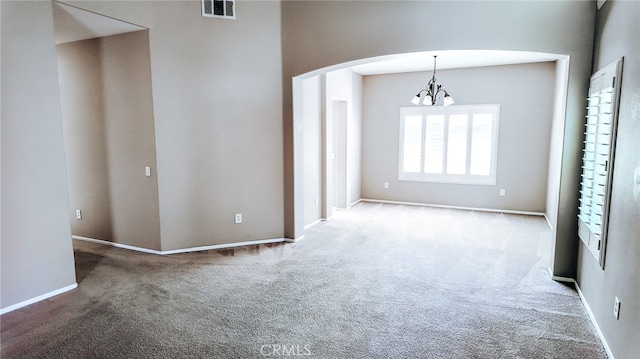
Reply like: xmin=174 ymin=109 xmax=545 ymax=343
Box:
xmin=57 ymin=31 xmax=162 ymax=251
xmin=361 ymin=63 xmax=555 ymax=212
xmin=54 ymin=1 xmax=284 ymax=251
xmin=101 ymin=31 xmax=161 ymax=250
xmin=577 ymin=1 xmax=640 ymax=357
xmin=282 ymin=0 xmax=596 ymax=277
xmin=1 ymin=0 xmax=77 ymax=310
xmin=57 ymin=39 xmax=113 ymax=242
xmin=147 ymin=1 xmax=284 ymax=250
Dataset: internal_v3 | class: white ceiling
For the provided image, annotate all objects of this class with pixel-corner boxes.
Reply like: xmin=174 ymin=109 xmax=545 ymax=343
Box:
xmin=53 ymin=1 xmax=146 ymax=44
xmin=350 ymin=50 xmax=564 ymax=75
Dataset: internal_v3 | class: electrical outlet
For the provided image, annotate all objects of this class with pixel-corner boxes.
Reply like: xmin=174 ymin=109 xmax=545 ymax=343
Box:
xmin=234 ymin=213 xmax=242 ymax=224
xmin=145 ymin=166 xmax=151 ymax=177
xmin=315 ymin=197 xmax=319 ymax=206
xmin=76 ymin=210 xmax=82 ymax=220
xmin=384 ymin=182 xmax=389 ymax=189
xmin=614 ymin=297 xmax=620 ymax=319
xmin=500 ymin=189 xmax=506 ymax=197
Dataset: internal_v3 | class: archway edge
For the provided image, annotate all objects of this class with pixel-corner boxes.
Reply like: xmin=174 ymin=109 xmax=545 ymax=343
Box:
xmin=295 ymin=49 xmax=568 ymax=80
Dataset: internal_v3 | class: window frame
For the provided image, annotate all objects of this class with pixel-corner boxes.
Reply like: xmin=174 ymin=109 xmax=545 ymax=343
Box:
xmin=398 ymin=104 xmax=500 ymax=186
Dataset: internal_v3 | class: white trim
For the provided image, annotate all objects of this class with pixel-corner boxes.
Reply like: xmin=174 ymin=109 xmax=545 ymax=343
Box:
xmin=543 ymin=214 xmax=553 ymax=230
xmin=545 ymin=271 xmax=615 ymax=359
xmin=73 ymin=235 xmax=287 ymax=255
xmin=359 ymin=198 xmax=545 ymax=217
xmin=350 ymin=199 xmax=362 ymax=208
xmin=73 ymin=235 xmax=163 ymax=254
xmin=285 ymin=235 xmax=306 ymax=243
xmin=161 ymin=238 xmax=286 ymax=255
xmin=549 ymin=274 xmax=575 ymax=284
xmin=0 ymin=283 xmax=78 ymax=315
xmin=304 ymin=219 xmax=324 ymax=230
xmin=597 ymin=0 xmax=607 ymax=10
xmin=576 ymin=284 xmax=616 ymax=359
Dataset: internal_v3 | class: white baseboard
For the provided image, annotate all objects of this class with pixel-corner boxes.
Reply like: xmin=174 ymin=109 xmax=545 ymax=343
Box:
xmin=543 ymin=213 xmax=553 ymax=230
xmin=575 ymin=283 xmax=615 ymax=359
xmin=161 ymin=238 xmax=287 ymax=254
xmin=359 ymin=198 xmax=546 ymax=217
xmin=546 ymin=270 xmax=615 ymax=359
xmin=548 ymin=269 xmax=575 ymax=283
xmin=304 ymin=219 xmax=324 ymax=230
xmin=73 ymin=235 xmax=163 ymax=255
xmin=0 ymin=283 xmax=78 ymax=315
xmin=284 ymin=234 xmax=306 ymax=243
xmin=73 ymin=235 xmax=287 ymax=255
xmin=332 ymin=199 xmax=361 ymax=212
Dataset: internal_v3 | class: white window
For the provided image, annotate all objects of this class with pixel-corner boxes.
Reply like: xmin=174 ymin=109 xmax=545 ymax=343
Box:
xmin=399 ymin=105 xmax=500 ymax=185
xmin=578 ymin=58 xmax=622 ymax=268
xmin=202 ymin=0 xmax=235 ymax=19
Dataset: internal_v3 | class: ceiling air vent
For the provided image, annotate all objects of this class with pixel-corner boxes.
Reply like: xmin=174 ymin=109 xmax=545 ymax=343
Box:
xmin=202 ymin=0 xmax=235 ymax=19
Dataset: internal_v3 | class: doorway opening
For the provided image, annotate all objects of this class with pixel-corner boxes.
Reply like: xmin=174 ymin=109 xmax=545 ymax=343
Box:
xmin=53 ymin=2 xmax=162 ymax=254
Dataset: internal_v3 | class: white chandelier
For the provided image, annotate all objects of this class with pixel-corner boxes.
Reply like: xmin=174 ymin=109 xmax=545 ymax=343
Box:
xmin=411 ymin=55 xmax=455 ymax=106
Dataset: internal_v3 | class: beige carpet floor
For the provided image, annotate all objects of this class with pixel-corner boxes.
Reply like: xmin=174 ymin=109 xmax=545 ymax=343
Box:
xmin=1 ymin=202 xmax=607 ymax=358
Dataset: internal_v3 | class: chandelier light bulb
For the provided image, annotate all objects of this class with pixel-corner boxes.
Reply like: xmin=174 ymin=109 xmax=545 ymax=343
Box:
xmin=443 ymin=94 xmax=455 ymax=106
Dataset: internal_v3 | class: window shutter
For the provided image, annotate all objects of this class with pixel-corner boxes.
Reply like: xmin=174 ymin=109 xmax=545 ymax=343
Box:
xmin=578 ymin=58 xmax=623 ymax=268
xmin=398 ymin=105 xmax=499 ymax=185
